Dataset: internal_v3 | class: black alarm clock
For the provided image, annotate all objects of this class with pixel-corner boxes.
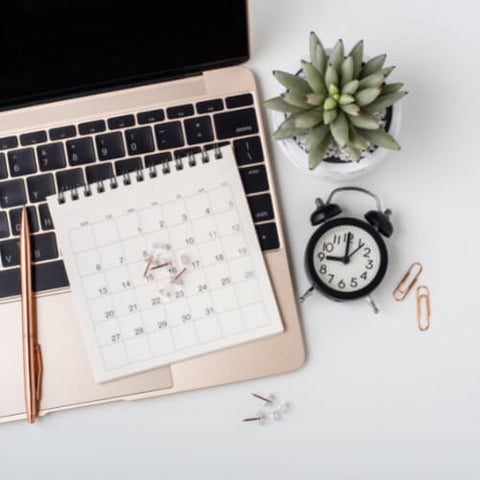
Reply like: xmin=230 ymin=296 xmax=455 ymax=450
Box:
xmin=300 ymin=187 xmax=393 ymax=313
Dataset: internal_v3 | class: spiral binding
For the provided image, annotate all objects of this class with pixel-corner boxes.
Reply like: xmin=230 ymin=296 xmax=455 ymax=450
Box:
xmin=56 ymin=144 xmax=223 ymax=204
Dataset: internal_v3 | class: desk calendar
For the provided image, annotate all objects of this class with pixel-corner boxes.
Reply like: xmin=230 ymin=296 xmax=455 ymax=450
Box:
xmin=47 ymin=146 xmax=283 ymax=382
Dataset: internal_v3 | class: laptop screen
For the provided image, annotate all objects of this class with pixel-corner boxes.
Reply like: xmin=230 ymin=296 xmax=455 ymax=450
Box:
xmin=0 ymin=0 xmax=249 ymax=110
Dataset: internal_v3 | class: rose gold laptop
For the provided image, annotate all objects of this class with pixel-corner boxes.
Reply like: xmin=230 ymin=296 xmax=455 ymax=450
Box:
xmin=0 ymin=0 xmax=304 ymax=423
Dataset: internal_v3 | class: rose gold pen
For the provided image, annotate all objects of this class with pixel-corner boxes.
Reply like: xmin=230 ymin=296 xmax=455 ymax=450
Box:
xmin=20 ymin=207 xmax=42 ymax=423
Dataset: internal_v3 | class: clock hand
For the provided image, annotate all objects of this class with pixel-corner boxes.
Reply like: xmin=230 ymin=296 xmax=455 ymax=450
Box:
xmin=325 ymin=255 xmax=345 ymax=262
xmin=343 ymin=232 xmax=352 ymax=262
xmin=347 ymin=244 xmax=363 ymax=259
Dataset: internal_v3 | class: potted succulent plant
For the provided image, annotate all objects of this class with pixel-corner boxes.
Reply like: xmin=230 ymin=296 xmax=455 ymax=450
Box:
xmin=265 ymin=33 xmax=407 ymax=179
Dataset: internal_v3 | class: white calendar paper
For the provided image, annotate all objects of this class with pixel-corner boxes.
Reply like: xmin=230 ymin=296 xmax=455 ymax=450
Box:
xmin=48 ymin=146 xmax=283 ymax=382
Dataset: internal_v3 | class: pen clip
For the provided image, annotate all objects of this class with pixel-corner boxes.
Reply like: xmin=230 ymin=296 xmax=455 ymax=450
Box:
xmin=34 ymin=344 xmax=43 ymax=402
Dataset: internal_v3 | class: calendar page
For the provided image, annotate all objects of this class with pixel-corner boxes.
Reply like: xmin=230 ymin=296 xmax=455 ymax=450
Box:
xmin=48 ymin=146 xmax=283 ymax=382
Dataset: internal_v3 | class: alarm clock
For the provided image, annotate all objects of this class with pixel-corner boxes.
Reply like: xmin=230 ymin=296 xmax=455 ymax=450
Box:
xmin=301 ymin=187 xmax=393 ymax=313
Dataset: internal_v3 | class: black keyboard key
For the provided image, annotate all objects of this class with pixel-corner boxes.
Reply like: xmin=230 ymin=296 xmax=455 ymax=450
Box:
xmin=144 ymin=152 xmax=172 ymax=167
xmin=49 ymin=125 xmax=76 ymax=140
xmin=27 ymin=173 xmax=56 ymax=203
xmin=174 ymin=147 xmax=201 ymax=159
xmin=248 ymin=194 xmax=274 ymax=223
xmin=137 ymin=109 xmax=165 ymax=124
xmin=86 ymin=163 xmax=114 ymax=184
xmin=240 ymin=165 xmax=269 ymax=194
xmin=9 ymin=206 xmax=39 ymax=236
xmin=96 ymin=132 xmax=125 ymax=160
xmin=32 ymin=260 xmax=69 ymax=292
xmin=20 ymin=130 xmax=47 ymax=146
xmin=37 ymin=143 xmax=66 ymax=171
xmin=108 ymin=115 xmax=135 ymax=129
xmin=214 ymin=108 xmax=259 ymax=139
xmin=0 ymin=179 xmax=27 ymax=208
xmin=167 ymin=104 xmax=194 ymax=119
xmin=66 ymin=138 xmax=96 ymax=166
xmin=0 ymin=211 xmax=9 ymax=238
xmin=79 ymin=120 xmax=106 ymax=135
xmin=196 ymin=99 xmax=223 ymax=114
xmin=234 ymin=136 xmax=264 ymax=166
xmin=203 ymin=142 xmax=230 ymax=158
xmin=226 ymin=93 xmax=254 ymax=109
xmin=154 ymin=121 xmax=184 ymax=150
xmin=184 ymin=117 xmax=214 ymax=145
xmin=39 ymin=203 xmax=55 ymax=230
xmin=0 ymin=153 xmax=7 ymax=179
xmin=115 ymin=157 xmax=142 ymax=176
xmin=124 ymin=127 xmax=154 ymax=155
xmin=31 ymin=232 xmax=58 ymax=262
xmin=0 ymin=267 xmax=20 ymax=298
xmin=0 ymin=136 xmax=18 ymax=150
xmin=8 ymin=148 xmax=37 ymax=177
xmin=255 ymin=222 xmax=280 ymax=251
xmin=0 ymin=238 xmax=20 ymax=267
xmin=56 ymin=168 xmax=85 ymax=192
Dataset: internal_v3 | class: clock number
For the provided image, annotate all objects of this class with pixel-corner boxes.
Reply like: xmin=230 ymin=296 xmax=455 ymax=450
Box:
xmin=361 ymin=271 xmax=367 ymax=280
xmin=328 ymin=274 xmax=334 ymax=284
xmin=319 ymin=264 xmax=327 ymax=274
xmin=350 ymin=277 xmax=358 ymax=288
xmin=322 ymin=242 xmax=334 ymax=253
xmin=357 ymin=239 xmax=365 ymax=249
xmin=343 ymin=232 xmax=351 ymax=242
xmin=317 ymin=252 xmax=325 ymax=261
xmin=333 ymin=234 xmax=341 ymax=244
xmin=338 ymin=279 xmax=346 ymax=289
xmin=365 ymin=259 xmax=374 ymax=270
xmin=363 ymin=247 xmax=371 ymax=258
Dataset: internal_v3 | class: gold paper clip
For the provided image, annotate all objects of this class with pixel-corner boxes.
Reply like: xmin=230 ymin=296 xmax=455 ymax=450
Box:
xmin=392 ymin=262 xmax=423 ymax=301
xmin=416 ymin=285 xmax=430 ymax=331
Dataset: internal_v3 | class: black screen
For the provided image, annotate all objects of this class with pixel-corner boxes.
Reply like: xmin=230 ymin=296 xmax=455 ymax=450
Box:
xmin=0 ymin=0 xmax=249 ymax=109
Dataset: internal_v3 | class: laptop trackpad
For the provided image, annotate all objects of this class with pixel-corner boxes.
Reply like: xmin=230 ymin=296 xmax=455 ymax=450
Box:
xmin=0 ymin=293 xmax=173 ymax=418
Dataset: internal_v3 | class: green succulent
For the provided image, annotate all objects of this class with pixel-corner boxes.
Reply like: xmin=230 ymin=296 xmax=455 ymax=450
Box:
xmin=264 ymin=33 xmax=407 ymax=169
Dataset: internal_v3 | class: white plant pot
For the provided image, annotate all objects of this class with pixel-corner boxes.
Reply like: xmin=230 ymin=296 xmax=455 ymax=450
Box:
xmin=271 ymin=55 xmax=403 ymax=181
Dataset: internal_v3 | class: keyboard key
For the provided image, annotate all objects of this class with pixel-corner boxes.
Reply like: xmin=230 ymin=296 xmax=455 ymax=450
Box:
xmin=144 ymin=152 xmax=172 ymax=167
xmin=240 ymin=165 xmax=269 ymax=194
xmin=66 ymin=138 xmax=96 ymax=166
xmin=8 ymin=148 xmax=37 ymax=177
xmin=37 ymin=143 xmax=66 ymax=171
xmin=196 ymin=98 xmax=223 ymax=114
xmin=184 ymin=117 xmax=214 ymax=145
xmin=79 ymin=120 xmax=106 ymax=135
xmin=226 ymin=93 xmax=254 ymax=109
xmin=20 ymin=130 xmax=47 ymax=146
xmin=167 ymin=104 xmax=194 ymax=119
xmin=154 ymin=121 xmax=184 ymax=150
xmin=233 ymin=136 xmax=264 ymax=166
xmin=124 ymin=127 xmax=154 ymax=155
xmin=96 ymin=132 xmax=125 ymax=160
xmin=255 ymin=222 xmax=280 ymax=251
xmin=27 ymin=173 xmax=56 ymax=203
xmin=214 ymin=108 xmax=259 ymax=139
xmin=32 ymin=260 xmax=69 ymax=292
xmin=31 ymin=232 xmax=58 ymax=262
xmin=86 ymin=163 xmax=114 ymax=184
xmin=108 ymin=115 xmax=135 ymax=129
xmin=115 ymin=157 xmax=142 ymax=176
xmin=39 ymin=203 xmax=55 ymax=230
xmin=49 ymin=125 xmax=76 ymax=140
xmin=174 ymin=147 xmax=201 ymax=159
xmin=0 ymin=211 xmax=9 ymax=238
xmin=248 ymin=194 xmax=274 ymax=223
xmin=0 ymin=238 xmax=20 ymax=267
xmin=56 ymin=168 xmax=85 ymax=191
xmin=0 ymin=136 xmax=18 ymax=150
xmin=0 ymin=268 xmax=20 ymax=298
xmin=0 ymin=153 xmax=7 ymax=179
xmin=0 ymin=179 xmax=27 ymax=208
xmin=137 ymin=109 xmax=165 ymax=124
xmin=9 ymin=206 xmax=39 ymax=236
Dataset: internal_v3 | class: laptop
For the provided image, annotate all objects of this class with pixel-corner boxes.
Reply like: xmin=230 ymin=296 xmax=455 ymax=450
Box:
xmin=0 ymin=0 xmax=304 ymax=423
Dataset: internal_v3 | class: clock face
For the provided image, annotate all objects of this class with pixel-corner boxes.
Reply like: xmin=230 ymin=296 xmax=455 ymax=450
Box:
xmin=305 ymin=218 xmax=388 ymax=300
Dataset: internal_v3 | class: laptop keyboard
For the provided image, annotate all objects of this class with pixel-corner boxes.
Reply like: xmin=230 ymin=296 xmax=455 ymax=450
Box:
xmin=0 ymin=93 xmax=280 ymax=299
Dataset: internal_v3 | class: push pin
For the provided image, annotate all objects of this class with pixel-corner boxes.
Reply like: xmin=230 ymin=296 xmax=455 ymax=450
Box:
xmin=251 ymin=393 xmax=274 ymax=406
xmin=243 ymin=410 xmax=282 ymax=424
xmin=170 ymin=267 xmax=187 ymax=284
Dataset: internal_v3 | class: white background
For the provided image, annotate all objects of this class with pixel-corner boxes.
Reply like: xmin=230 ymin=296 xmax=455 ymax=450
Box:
xmin=2 ymin=1 xmax=480 ymax=478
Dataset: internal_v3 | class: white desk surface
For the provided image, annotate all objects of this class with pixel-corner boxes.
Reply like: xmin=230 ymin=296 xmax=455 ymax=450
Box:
xmin=2 ymin=1 xmax=480 ymax=478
